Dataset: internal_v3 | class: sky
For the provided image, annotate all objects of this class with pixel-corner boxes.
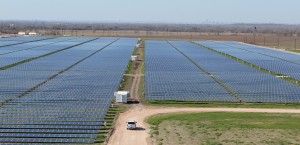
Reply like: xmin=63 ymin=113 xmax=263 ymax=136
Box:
xmin=1 ymin=0 xmax=300 ymax=24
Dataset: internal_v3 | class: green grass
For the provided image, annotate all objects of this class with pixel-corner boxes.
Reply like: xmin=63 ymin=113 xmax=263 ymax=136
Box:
xmin=148 ymin=112 xmax=300 ymax=145
xmin=138 ymin=77 xmax=146 ymax=103
xmin=118 ymin=76 xmax=133 ymax=91
xmin=133 ymin=47 xmax=139 ymax=55
xmin=148 ymin=112 xmax=300 ymax=129
xmin=290 ymin=50 xmax=300 ymax=53
xmin=124 ymin=60 xmax=135 ymax=75
xmin=147 ymin=100 xmax=300 ymax=109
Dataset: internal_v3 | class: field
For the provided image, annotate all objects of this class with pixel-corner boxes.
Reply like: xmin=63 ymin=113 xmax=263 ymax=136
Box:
xmin=148 ymin=112 xmax=300 ymax=145
xmin=44 ymin=30 xmax=300 ymax=52
xmin=147 ymin=101 xmax=300 ymax=109
xmin=1 ymin=36 xmax=300 ymax=144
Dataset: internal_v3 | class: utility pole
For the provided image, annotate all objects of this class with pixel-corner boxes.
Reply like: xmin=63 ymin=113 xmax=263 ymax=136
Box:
xmin=295 ymin=39 xmax=297 ymax=50
xmin=254 ymin=26 xmax=257 ymax=45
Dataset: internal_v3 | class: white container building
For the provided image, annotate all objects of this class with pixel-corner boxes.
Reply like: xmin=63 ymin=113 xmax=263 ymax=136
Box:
xmin=29 ymin=32 xmax=37 ymax=36
xmin=131 ymin=55 xmax=138 ymax=61
xmin=114 ymin=91 xmax=130 ymax=103
xmin=18 ymin=32 xmax=26 ymax=35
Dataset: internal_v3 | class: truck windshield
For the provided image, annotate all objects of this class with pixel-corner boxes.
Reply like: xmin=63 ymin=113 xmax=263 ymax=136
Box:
xmin=128 ymin=122 xmax=135 ymax=124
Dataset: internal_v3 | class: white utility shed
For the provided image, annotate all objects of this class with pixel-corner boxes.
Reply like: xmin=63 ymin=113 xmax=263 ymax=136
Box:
xmin=18 ymin=32 xmax=26 ymax=35
xmin=131 ymin=55 xmax=138 ymax=61
xmin=114 ymin=91 xmax=130 ymax=103
xmin=29 ymin=32 xmax=37 ymax=36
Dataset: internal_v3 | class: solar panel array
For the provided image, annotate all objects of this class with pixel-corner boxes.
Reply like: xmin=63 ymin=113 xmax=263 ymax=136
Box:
xmin=0 ymin=38 xmax=116 ymax=103
xmin=145 ymin=40 xmax=236 ymax=102
xmin=0 ymin=37 xmax=137 ymax=143
xmin=0 ymin=36 xmax=52 ymax=47
xmin=169 ymin=41 xmax=300 ymax=103
xmin=0 ymin=37 xmax=76 ymax=55
xmin=0 ymin=37 xmax=94 ymax=68
xmin=224 ymin=42 xmax=300 ymax=64
xmin=195 ymin=41 xmax=300 ymax=80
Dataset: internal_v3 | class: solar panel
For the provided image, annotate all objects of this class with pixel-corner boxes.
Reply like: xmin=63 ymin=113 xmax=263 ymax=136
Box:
xmin=0 ymin=37 xmax=76 ymax=55
xmin=0 ymin=37 xmax=138 ymax=144
xmin=195 ymin=41 xmax=300 ymax=80
xmin=145 ymin=40 xmax=236 ymax=102
xmin=0 ymin=36 xmax=53 ymax=47
xmin=0 ymin=38 xmax=96 ymax=68
xmin=171 ymin=41 xmax=300 ymax=103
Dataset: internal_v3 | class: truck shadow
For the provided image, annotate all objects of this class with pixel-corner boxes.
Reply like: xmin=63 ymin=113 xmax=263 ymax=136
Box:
xmin=127 ymin=100 xmax=140 ymax=104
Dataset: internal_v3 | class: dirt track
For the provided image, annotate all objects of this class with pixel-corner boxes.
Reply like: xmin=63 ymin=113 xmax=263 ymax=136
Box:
xmin=107 ymin=105 xmax=300 ymax=145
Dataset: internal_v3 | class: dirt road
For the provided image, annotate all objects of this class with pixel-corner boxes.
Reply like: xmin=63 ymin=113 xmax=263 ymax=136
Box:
xmin=107 ymin=105 xmax=300 ymax=145
xmin=129 ymin=61 xmax=143 ymax=101
xmin=129 ymin=45 xmax=144 ymax=101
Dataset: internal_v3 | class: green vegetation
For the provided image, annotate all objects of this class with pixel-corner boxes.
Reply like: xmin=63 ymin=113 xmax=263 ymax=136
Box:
xmin=138 ymin=39 xmax=146 ymax=103
xmin=124 ymin=59 xmax=135 ymax=75
xmin=118 ymin=76 xmax=133 ymax=91
xmin=141 ymin=40 xmax=146 ymax=75
xmin=133 ymin=47 xmax=139 ymax=55
xmin=147 ymin=100 xmax=300 ymax=109
xmin=139 ymin=77 xmax=146 ymax=103
xmin=148 ymin=112 xmax=300 ymax=145
xmin=119 ymin=40 xmax=141 ymax=91
xmin=291 ymin=50 xmax=300 ymax=53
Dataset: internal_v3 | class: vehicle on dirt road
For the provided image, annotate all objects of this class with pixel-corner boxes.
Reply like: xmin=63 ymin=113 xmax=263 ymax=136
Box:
xmin=126 ymin=120 xmax=137 ymax=130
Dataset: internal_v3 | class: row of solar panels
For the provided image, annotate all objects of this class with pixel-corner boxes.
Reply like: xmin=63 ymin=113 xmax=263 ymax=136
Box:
xmin=146 ymin=40 xmax=300 ymax=103
xmin=0 ymin=36 xmax=53 ymax=47
xmin=0 ymin=37 xmax=137 ymax=143
xmin=0 ymin=38 xmax=117 ymax=103
xmin=145 ymin=41 xmax=236 ymax=102
xmin=0 ymin=37 xmax=95 ymax=68
xmin=0 ymin=37 xmax=75 ymax=55
xmin=196 ymin=41 xmax=300 ymax=80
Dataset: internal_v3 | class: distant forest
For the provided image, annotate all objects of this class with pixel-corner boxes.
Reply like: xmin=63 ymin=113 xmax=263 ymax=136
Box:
xmin=1 ymin=21 xmax=300 ymax=36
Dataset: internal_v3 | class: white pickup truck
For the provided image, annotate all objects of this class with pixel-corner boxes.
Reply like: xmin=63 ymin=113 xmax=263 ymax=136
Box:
xmin=126 ymin=120 xmax=137 ymax=130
